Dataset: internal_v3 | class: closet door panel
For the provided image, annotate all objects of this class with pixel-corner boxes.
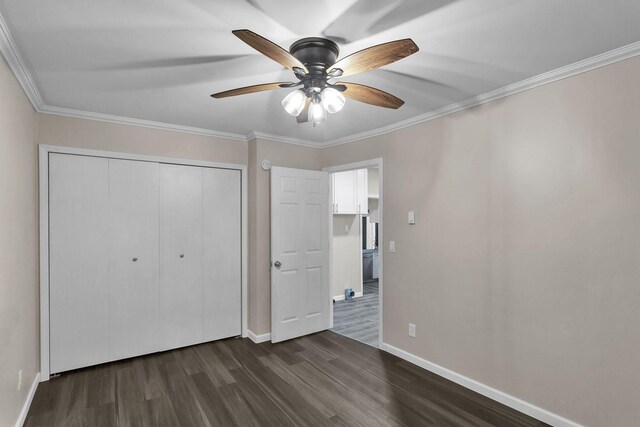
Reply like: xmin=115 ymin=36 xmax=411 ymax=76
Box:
xmin=108 ymin=159 xmax=160 ymax=361
xmin=203 ymin=168 xmax=242 ymax=341
xmin=159 ymin=164 xmax=204 ymax=349
xmin=49 ymin=154 xmax=109 ymax=373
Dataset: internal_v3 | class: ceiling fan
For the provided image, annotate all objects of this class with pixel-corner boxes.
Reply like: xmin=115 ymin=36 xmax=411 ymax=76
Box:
xmin=211 ymin=30 xmax=419 ymax=126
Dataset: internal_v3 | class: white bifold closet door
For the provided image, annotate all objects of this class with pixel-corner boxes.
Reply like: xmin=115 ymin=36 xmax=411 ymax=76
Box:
xmin=49 ymin=154 xmax=110 ymax=373
xmin=203 ymin=168 xmax=242 ymax=340
xmin=158 ymin=164 xmax=204 ymax=350
xmin=108 ymin=159 xmax=160 ymax=360
xmin=48 ymin=153 xmax=242 ymax=374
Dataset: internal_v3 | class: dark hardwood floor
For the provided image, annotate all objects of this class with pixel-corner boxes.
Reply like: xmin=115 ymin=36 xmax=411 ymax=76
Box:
xmin=26 ymin=331 xmax=548 ymax=426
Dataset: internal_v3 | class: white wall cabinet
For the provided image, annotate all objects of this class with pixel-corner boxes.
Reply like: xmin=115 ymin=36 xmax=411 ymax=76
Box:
xmin=332 ymin=169 xmax=368 ymax=215
xmin=356 ymin=169 xmax=368 ymax=215
xmin=48 ymin=153 xmax=241 ymax=374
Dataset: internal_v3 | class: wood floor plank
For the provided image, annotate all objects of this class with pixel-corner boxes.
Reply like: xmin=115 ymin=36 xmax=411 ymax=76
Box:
xmin=83 ymin=402 xmax=117 ymax=427
xmin=188 ymin=372 xmax=237 ymax=426
xmin=139 ymin=395 xmax=181 ymax=427
xmin=26 ymin=331 xmax=550 ymax=427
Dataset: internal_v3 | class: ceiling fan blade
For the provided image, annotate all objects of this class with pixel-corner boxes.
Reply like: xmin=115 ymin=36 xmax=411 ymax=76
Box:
xmin=211 ymin=82 xmax=295 ymax=98
xmin=232 ymin=29 xmax=308 ymax=73
xmin=328 ymin=39 xmax=418 ymax=77
xmin=297 ymin=98 xmax=311 ymax=123
xmin=339 ymin=82 xmax=404 ymax=109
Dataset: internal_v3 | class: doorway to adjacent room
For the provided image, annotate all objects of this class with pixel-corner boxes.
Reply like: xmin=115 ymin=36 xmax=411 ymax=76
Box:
xmin=325 ymin=160 xmax=382 ymax=348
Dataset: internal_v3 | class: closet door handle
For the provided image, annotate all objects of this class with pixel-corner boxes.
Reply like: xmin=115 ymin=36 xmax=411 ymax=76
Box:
xmin=132 ymin=257 xmax=138 ymax=262
xmin=180 ymin=253 xmax=185 ymax=258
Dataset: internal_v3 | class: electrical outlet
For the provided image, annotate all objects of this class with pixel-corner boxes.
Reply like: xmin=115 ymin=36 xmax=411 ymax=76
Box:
xmin=18 ymin=369 xmax=22 ymax=391
xmin=408 ymin=323 xmax=416 ymax=338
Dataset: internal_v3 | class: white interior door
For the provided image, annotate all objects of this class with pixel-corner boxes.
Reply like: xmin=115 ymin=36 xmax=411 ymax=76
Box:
xmin=203 ymin=168 xmax=242 ymax=341
xmin=108 ymin=159 xmax=160 ymax=361
xmin=271 ymin=167 xmax=330 ymax=343
xmin=158 ymin=164 xmax=204 ymax=350
xmin=49 ymin=154 xmax=110 ymax=373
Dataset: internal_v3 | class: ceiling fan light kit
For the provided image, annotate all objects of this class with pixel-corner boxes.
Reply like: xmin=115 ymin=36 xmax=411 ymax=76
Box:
xmin=211 ymin=30 xmax=419 ymax=126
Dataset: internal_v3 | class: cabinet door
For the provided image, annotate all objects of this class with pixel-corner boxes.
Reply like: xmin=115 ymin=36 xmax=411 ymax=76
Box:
xmin=333 ymin=170 xmax=357 ymax=214
xmin=159 ymin=164 xmax=204 ymax=350
xmin=108 ymin=159 xmax=160 ymax=361
xmin=49 ymin=154 xmax=109 ymax=373
xmin=203 ymin=168 xmax=242 ymax=341
xmin=356 ymin=169 xmax=368 ymax=214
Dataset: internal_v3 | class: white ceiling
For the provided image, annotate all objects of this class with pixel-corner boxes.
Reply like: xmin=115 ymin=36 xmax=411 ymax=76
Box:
xmin=2 ymin=0 xmax=640 ymax=144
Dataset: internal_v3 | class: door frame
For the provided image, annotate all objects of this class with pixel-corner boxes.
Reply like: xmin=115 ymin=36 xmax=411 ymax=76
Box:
xmin=323 ymin=158 xmax=383 ymax=348
xmin=38 ymin=144 xmax=248 ymax=380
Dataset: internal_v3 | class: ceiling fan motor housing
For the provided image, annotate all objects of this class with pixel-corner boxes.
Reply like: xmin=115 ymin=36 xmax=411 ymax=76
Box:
xmin=290 ymin=37 xmax=340 ymax=76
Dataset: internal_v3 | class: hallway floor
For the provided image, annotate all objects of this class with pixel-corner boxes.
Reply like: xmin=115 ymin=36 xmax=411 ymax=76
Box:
xmin=331 ymin=280 xmax=379 ymax=347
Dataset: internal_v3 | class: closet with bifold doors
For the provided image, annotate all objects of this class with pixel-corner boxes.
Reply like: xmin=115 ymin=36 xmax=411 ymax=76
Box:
xmin=48 ymin=152 xmax=241 ymax=374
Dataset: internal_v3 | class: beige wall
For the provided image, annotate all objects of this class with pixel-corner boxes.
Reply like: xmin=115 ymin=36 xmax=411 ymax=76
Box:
xmin=0 ymin=56 xmax=39 ymax=427
xmin=332 ymin=215 xmax=362 ymax=298
xmin=321 ymin=56 xmax=640 ymax=426
xmin=248 ymin=138 xmax=322 ymax=335
xmin=36 ymin=114 xmax=247 ymax=165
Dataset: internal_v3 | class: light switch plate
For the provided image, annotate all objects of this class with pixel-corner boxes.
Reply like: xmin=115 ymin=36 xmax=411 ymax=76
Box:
xmin=389 ymin=240 xmax=396 ymax=252
xmin=408 ymin=211 xmax=415 ymax=225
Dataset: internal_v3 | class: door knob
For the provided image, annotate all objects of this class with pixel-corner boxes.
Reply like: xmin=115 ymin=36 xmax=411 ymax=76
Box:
xmin=180 ymin=254 xmax=185 ymax=258
xmin=132 ymin=257 xmax=138 ymax=262
xmin=274 ymin=261 xmax=281 ymax=269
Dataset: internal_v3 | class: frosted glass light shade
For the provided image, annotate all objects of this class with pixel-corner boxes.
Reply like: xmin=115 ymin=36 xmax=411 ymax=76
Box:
xmin=309 ymin=101 xmax=327 ymax=126
xmin=321 ymin=87 xmax=345 ymax=114
xmin=281 ymin=90 xmax=306 ymax=116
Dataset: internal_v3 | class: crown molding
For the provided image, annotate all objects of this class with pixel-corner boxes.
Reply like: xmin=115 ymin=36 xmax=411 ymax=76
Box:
xmin=320 ymin=40 xmax=640 ymax=148
xmin=247 ymin=130 xmax=324 ymax=148
xmin=0 ymin=10 xmax=44 ymax=110
xmin=2 ymin=6 xmax=639 ymax=149
xmin=40 ymin=105 xmax=247 ymax=141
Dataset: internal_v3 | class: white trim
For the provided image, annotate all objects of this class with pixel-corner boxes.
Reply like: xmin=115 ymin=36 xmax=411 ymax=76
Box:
xmin=332 ymin=291 xmax=364 ymax=302
xmin=382 ymin=343 xmax=583 ymax=427
xmin=324 ymin=158 xmax=383 ymax=348
xmin=15 ymin=372 xmax=40 ymax=427
xmin=3 ymin=3 xmax=639 ymax=149
xmin=38 ymin=145 xmax=248 ymax=380
xmin=38 ymin=147 xmax=49 ymax=380
xmin=247 ymin=330 xmax=271 ymax=343
xmin=0 ymin=11 xmax=43 ymax=110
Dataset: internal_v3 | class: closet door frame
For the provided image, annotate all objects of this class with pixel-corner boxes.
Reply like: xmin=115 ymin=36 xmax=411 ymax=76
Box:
xmin=39 ymin=144 xmax=247 ymax=381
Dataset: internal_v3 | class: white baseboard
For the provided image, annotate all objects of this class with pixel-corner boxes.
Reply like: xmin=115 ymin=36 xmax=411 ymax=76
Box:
xmin=333 ymin=291 xmax=364 ymax=302
xmin=15 ymin=372 xmax=39 ymax=427
xmin=382 ymin=344 xmax=582 ymax=427
xmin=247 ymin=330 xmax=271 ymax=343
